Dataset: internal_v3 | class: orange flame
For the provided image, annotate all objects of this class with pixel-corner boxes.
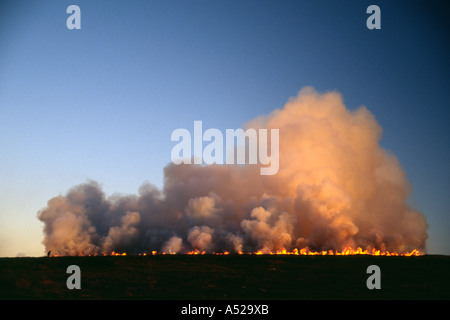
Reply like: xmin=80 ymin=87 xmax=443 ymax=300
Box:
xmin=110 ymin=251 xmax=127 ymax=256
xmin=181 ymin=246 xmax=423 ymax=256
xmin=260 ymin=247 xmax=423 ymax=256
xmin=48 ymin=246 xmax=423 ymax=257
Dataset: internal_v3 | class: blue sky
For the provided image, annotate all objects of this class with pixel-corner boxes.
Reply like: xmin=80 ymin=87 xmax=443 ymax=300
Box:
xmin=0 ymin=0 xmax=448 ymax=256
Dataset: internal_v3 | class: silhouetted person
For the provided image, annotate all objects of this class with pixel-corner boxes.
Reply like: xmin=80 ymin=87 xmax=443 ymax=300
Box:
xmin=47 ymin=250 xmax=51 ymax=257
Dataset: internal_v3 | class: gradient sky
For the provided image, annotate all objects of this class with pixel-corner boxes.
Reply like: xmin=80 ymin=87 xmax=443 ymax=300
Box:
xmin=0 ymin=0 xmax=448 ymax=256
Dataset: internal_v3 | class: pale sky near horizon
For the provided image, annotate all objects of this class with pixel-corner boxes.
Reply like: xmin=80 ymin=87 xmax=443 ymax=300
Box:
xmin=0 ymin=0 xmax=449 ymax=256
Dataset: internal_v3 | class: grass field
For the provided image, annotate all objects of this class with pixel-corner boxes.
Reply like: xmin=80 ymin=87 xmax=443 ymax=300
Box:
xmin=1 ymin=255 xmax=449 ymax=300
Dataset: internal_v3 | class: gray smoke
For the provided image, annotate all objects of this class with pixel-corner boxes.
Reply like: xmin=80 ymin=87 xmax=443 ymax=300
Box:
xmin=38 ymin=87 xmax=428 ymax=255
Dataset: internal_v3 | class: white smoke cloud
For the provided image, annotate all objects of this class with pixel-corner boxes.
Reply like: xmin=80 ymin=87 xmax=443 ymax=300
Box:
xmin=187 ymin=226 xmax=215 ymax=252
xmin=38 ymin=87 xmax=428 ymax=255
xmin=102 ymin=211 xmax=140 ymax=253
xmin=161 ymin=236 xmax=183 ymax=254
xmin=241 ymin=207 xmax=295 ymax=253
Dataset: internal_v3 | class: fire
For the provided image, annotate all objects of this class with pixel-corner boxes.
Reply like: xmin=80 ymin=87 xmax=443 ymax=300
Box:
xmin=110 ymin=251 xmax=127 ymax=256
xmin=258 ymin=247 xmax=423 ymax=256
xmin=48 ymin=246 xmax=423 ymax=257
xmin=181 ymin=246 xmax=423 ymax=256
xmin=186 ymin=250 xmax=207 ymax=255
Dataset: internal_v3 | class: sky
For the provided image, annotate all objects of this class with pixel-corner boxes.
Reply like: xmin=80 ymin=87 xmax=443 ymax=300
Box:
xmin=0 ymin=0 xmax=448 ymax=256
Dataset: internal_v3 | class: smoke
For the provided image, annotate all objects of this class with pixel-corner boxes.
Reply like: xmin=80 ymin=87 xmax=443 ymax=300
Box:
xmin=38 ymin=87 xmax=428 ymax=255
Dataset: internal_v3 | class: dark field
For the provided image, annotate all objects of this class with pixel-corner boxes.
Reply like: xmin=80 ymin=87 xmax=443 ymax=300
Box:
xmin=0 ymin=255 xmax=449 ymax=300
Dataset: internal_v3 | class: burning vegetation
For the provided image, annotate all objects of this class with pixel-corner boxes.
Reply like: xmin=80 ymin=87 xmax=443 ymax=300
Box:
xmin=48 ymin=247 xmax=423 ymax=257
xmin=39 ymin=88 xmax=427 ymax=257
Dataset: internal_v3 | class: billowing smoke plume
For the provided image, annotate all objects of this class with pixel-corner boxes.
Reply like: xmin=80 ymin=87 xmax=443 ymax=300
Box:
xmin=38 ymin=87 xmax=428 ymax=255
